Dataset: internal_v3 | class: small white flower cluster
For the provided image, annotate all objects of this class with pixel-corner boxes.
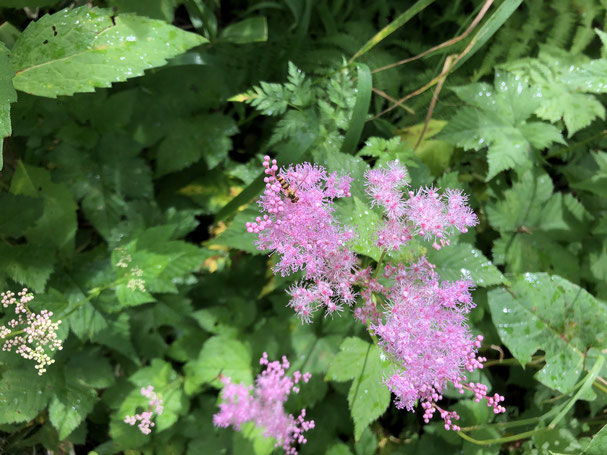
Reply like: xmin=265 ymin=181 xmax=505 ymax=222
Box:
xmin=0 ymin=289 xmax=63 ymax=375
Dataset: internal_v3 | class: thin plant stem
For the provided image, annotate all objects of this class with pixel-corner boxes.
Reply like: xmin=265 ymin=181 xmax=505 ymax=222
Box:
xmin=372 ymin=0 xmax=494 ymax=74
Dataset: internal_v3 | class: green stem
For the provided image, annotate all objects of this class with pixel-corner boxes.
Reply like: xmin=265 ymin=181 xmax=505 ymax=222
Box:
xmin=58 ymin=284 xmax=113 ymax=320
xmin=459 ymin=416 xmax=541 ymax=432
xmin=458 ymin=427 xmax=548 ymax=445
xmin=373 ymin=249 xmax=386 ymax=279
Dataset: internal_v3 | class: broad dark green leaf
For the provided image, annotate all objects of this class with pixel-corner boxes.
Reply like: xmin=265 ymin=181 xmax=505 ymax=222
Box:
xmin=488 ymin=273 xmax=607 ymax=393
xmin=10 ymin=6 xmax=207 ymax=97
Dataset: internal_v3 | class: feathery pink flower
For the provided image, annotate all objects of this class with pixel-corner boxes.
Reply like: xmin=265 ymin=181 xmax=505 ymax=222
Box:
xmin=369 ymin=258 xmax=504 ymax=429
xmin=247 ymin=157 xmax=357 ymax=320
xmin=214 ymin=353 xmax=314 ymax=455
xmin=363 ymin=161 xmax=478 ymax=250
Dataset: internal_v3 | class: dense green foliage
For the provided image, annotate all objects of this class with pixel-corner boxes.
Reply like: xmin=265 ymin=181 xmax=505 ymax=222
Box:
xmin=0 ymin=0 xmax=607 ymax=453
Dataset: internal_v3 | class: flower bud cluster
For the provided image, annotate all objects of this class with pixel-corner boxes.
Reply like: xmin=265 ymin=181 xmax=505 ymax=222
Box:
xmin=124 ymin=385 xmax=164 ymax=435
xmin=0 ymin=289 xmax=63 ymax=375
xmin=214 ymin=353 xmax=314 ymax=455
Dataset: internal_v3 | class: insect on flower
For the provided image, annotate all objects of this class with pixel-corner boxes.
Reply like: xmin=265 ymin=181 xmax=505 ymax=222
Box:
xmin=276 ymin=174 xmax=299 ymax=203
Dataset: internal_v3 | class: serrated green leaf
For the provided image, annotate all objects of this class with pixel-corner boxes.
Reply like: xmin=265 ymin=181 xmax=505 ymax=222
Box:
xmin=504 ymin=45 xmax=607 ymax=136
xmin=49 ymin=375 xmax=97 ymax=439
xmin=0 ymin=243 xmax=55 ymax=292
xmin=326 ymin=337 xmax=390 ymax=440
xmin=427 ymin=242 xmax=505 ymax=287
xmin=10 ymin=162 xmax=77 ymax=256
xmin=585 ymin=424 xmax=607 ymax=455
xmin=487 ymin=273 xmax=607 ymax=393
xmin=10 ymin=6 xmax=207 ymax=98
xmin=438 ymin=73 xmax=565 ymax=180
xmin=0 ymin=368 xmax=54 ymax=424
xmin=156 ymin=114 xmax=237 ymax=176
xmin=184 ymin=336 xmax=252 ymax=395
xmin=0 ymin=42 xmax=16 ymax=170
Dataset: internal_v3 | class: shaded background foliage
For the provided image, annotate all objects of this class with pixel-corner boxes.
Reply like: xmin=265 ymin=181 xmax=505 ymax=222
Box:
xmin=0 ymin=0 xmax=607 ymax=454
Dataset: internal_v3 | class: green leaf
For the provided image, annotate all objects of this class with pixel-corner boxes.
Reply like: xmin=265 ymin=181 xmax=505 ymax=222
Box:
xmin=571 ymin=151 xmax=607 ymax=198
xmin=49 ymin=375 xmax=97 ymax=439
xmin=10 ymin=162 xmax=78 ymax=256
xmin=0 ymin=42 xmax=16 ymax=170
xmin=220 ymin=17 xmax=268 ymax=44
xmin=585 ymin=424 xmax=607 ymax=455
xmin=487 ymin=274 xmax=607 ymax=393
xmin=350 ymin=0 xmax=435 ymax=61
xmin=0 ymin=193 xmax=43 ymax=237
xmin=10 ymin=6 xmax=207 ymax=98
xmin=156 ymin=114 xmax=237 ymax=176
xmin=451 ymin=0 xmax=523 ymax=73
xmin=0 ymin=368 xmax=53 ymax=424
xmin=184 ymin=336 xmax=252 ymax=395
xmin=334 ymin=197 xmax=382 ymax=261
xmin=340 ymin=63 xmax=372 ymax=156
xmin=326 ymin=337 xmax=390 ymax=440
xmin=111 ymin=225 xmax=206 ymax=306
xmin=427 ymin=242 xmax=505 ymax=287
xmin=438 ymin=73 xmax=565 ymax=180
xmin=0 ymin=22 xmax=21 ymax=49
xmin=504 ymin=46 xmax=606 ymax=136
xmin=486 ymin=169 xmax=589 ymax=281
xmin=0 ymin=243 xmax=55 ymax=292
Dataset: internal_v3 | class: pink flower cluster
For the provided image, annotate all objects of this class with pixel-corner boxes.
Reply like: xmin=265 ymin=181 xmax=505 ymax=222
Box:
xmin=0 ymin=289 xmax=63 ymax=375
xmin=371 ymin=258 xmax=505 ymax=429
xmin=214 ymin=353 xmax=314 ymax=455
xmin=247 ymin=156 xmax=357 ymax=321
xmin=364 ymin=161 xmax=478 ymax=250
xmin=245 ymin=158 xmax=504 ymax=433
xmin=124 ymin=385 xmax=164 ymax=435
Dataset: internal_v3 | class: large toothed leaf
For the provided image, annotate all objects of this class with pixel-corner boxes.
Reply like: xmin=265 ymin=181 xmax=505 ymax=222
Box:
xmin=10 ymin=6 xmax=207 ymax=98
xmin=326 ymin=337 xmax=391 ymax=440
xmin=488 ymin=273 xmax=607 ymax=394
